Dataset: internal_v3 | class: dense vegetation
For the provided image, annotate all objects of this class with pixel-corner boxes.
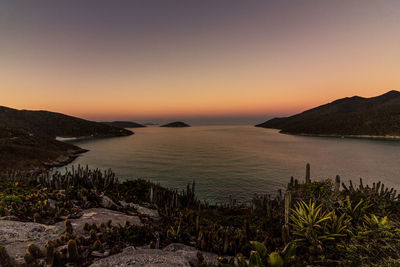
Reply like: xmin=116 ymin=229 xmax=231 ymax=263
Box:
xmin=1 ymin=165 xmax=400 ymax=266
xmin=101 ymin=121 xmax=146 ymax=128
xmin=256 ymin=90 xmax=400 ymax=136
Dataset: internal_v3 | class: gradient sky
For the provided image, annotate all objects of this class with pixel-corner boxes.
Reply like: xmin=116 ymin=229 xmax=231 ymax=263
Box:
xmin=1 ymin=0 xmax=400 ymax=123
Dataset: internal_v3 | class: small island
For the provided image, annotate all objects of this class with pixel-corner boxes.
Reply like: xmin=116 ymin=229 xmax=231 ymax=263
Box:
xmin=160 ymin=121 xmax=190 ymax=127
xmin=102 ymin=121 xmax=146 ymax=128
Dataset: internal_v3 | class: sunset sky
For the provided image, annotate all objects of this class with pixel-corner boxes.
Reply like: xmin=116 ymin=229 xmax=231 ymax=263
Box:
xmin=1 ymin=0 xmax=400 ymax=123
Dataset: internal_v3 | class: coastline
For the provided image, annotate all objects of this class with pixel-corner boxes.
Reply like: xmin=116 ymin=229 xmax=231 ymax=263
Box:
xmin=280 ymin=131 xmax=400 ymax=140
xmin=44 ymin=148 xmax=88 ymax=169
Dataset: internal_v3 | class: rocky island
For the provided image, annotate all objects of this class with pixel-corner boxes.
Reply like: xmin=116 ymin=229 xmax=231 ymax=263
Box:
xmin=160 ymin=121 xmax=190 ymax=128
xmin=256 ymin=90 xmax=400 ymax=138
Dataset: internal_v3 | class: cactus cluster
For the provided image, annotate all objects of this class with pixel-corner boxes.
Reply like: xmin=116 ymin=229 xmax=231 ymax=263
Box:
xmin=342 ymin=178 xmax=399 ymax=200
xmin=2 ymin=164 xmax=400 ymax=266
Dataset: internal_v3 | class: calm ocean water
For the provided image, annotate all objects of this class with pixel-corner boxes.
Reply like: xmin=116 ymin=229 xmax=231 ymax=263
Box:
xmin=61 ymin=125 xmax=400 ymax=204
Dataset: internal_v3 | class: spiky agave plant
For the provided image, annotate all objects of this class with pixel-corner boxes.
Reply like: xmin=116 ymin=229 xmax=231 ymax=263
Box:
xmin=341 ymin=197 xmax=370 ymax=226
xmin=290 ymin=200 xmax=332 ymax=245
xmin=325 ymin=210 xmax=352 ymax=238
xmin=363 ymin=214 xmax=390 ymax=229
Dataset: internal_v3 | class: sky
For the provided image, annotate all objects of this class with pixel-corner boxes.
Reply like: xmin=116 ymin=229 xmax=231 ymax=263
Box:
xmin=1 ymin=0 xmax=400 ymax=124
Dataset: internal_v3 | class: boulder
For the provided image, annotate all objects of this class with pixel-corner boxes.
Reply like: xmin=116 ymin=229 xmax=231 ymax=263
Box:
xmin=120 ymin=201 xmax=160 ymax=220
xmin=56 ymin=208 xmax=142 ymax=235
xmin=89 ymin=243 xmax=218 ymax=267
xmin=100 ymin=195 xmax=120 ymax=209
xmin=0 ymin=220 xmax=63 ymax=261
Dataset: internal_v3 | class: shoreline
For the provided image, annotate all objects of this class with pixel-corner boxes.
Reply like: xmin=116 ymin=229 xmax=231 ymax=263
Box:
xmin=43 ymin=148 xmax=88 ymax=170
xmin=278 ymin=131 xmax=400 ymax=140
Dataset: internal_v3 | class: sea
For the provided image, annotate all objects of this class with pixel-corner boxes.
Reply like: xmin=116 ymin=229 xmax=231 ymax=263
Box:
xmin=60 ymin=125 xmax=400 ymax=204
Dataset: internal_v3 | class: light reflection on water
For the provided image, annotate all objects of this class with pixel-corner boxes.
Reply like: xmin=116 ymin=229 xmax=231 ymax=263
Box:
xmin=60 ymin=125 xmax=400 ymax=204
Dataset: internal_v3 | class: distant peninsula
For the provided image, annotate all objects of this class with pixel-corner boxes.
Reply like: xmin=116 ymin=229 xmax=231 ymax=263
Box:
xmin=256 ymin=90 xmax=400 ymax=138
xmin=0 ymin=105 xmax=133 ymax=171
xmin=102 ymin=121 xmax=146 ymax=128
xmin=160 ymin=121 xmax=190 ymax=127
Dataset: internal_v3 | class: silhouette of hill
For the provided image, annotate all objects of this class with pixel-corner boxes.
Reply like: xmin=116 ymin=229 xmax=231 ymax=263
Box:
xmin=0 ymin=127 xmax=86 ymax=171
xmin=0 ymin=106 xmax=133 ymax=138
xmin=256 ymin=90 xmax=400 ymax=136
xmin=0 ymin=106 xmax=133 ymax=171
xmin=102 ymin=121 xmax=146 ymax=128
xmin=160 ymin=121 xmax=190 ymax=127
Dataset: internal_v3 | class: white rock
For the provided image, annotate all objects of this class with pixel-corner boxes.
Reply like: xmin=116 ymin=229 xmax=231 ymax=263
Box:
xmin=56 ymin=208 xmax=142 ymax=235
xmin=0 ymin=220 xmax=63 ymax=261
xmin=89 ymin=244 xmax=218 ymax=267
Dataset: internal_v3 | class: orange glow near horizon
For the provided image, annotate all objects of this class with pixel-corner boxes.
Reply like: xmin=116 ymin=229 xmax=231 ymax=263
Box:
xmin=1 ymin=1 xmax=400 ymax=122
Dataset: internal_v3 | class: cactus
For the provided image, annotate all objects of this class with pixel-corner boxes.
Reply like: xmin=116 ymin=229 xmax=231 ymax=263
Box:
xmin=249 ymin=250 xmax=263 ymax=266
xmin=335 ymin=175 xmax=341 ymax=192
xmin=268 ymin=252 xmax=284 ymax=267
xmin=33 ymin=212 xmax=41 ymax=223
xmin=65 ymin=219 xmax=73 ymax=234
xmin=67 ymin=239 xmax=80 ymax=261
xmin=84 ymin=222 xmax=91 ymax=232
xmin=24 ymin=252 xmax=35 ymax=265
xmin=91 ymin=240 xmax=104 ymax=252
xmin=89 ymin=229 xmax=97 ymax=240
xmin=27 ymin=243 xmax=44 ymax=258
xmin=284 ymin=191 xmax=291 ymax=225
xmin=282 ymin=224 xmax=290 ymax=244
xmin=45 ymin=240 xmax=55 ymax=266
xmin=0 ymin=245 xmax=17 ymax=267
xmin=305 ymin=163 xmax=311 ymax=184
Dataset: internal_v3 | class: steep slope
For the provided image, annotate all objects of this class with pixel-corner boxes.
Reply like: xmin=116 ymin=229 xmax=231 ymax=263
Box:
xmin=256 ymin=90 xmax=400 ymax=136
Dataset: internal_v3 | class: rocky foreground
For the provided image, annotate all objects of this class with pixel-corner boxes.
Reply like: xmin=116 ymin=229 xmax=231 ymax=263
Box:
xmin=2 ymin=165 xmax=400 ymax=266
xmin=1 ymin=205 xmax=217 ymax=266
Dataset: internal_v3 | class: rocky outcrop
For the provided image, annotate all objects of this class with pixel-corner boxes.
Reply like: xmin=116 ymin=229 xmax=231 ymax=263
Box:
xmin=0 ymin=220 xmax=63 ymax=261
xmin=120 ymin=201 xmax=160 ymax=220
xmin=55 ymin=208 xmax=142 ymax=235
xmin=100 ymin=195 xmax=120 ymax=209
xmin=90 ymin=243 xmax=218 ymax=267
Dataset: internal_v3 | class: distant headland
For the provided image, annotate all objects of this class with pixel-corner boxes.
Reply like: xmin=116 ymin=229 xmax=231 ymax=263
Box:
xmin=160 ymin=121 xmax=190 ymax=128
xmin=0 ymin=105 xmax=133 ymax=171
xmin=102 ymin=121 xmax=146 ymax=128
xmin=256 ymin=90 xmax=400 ymax=138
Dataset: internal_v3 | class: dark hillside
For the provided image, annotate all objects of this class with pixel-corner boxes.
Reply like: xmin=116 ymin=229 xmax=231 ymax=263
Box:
xmin=0 ymin=106 xmax=133 ymax=138
xmin=256 ymin=90 xmax=400 ymax=136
